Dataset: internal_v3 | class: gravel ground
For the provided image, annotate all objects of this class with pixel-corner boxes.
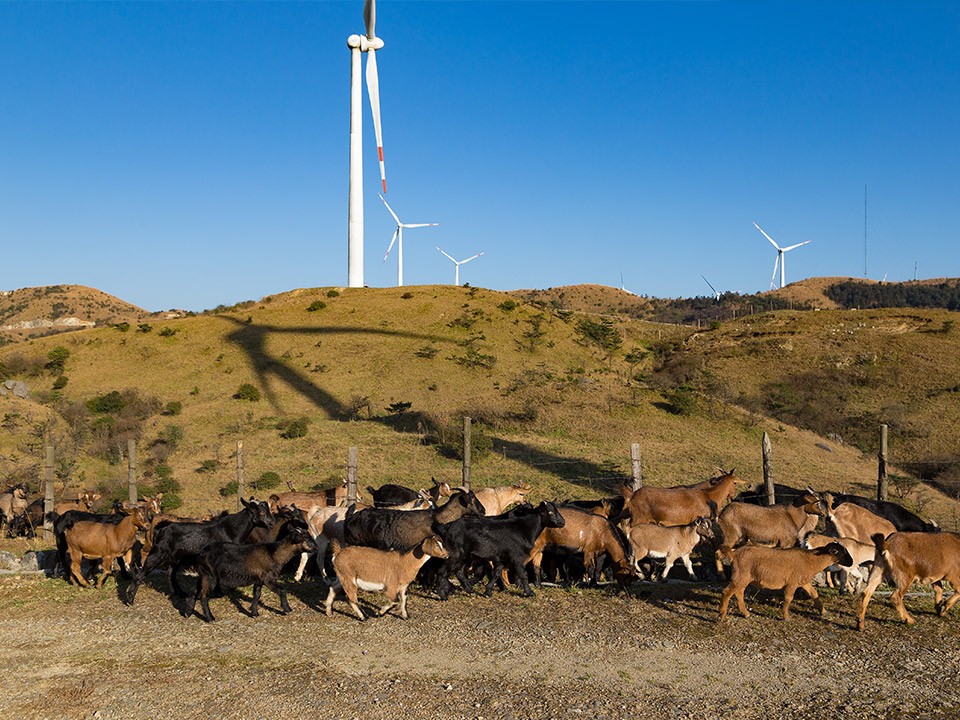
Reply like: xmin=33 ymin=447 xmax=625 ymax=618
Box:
xmin=1 ymin=572 xmax=959 ymax=720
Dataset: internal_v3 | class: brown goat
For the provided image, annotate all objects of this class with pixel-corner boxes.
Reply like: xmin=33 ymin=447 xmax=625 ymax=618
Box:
xmin=823 ymin=495 xmax=897 ymax=546
xmin=473 ymin=482 xmax=532 ymax=516
xmin=714 ymin=490 xmax=825 ymax=574
xmin=857 ymin=531 xmax=960 ymax=631
xmin=54 ymin=491 xmax=102 ymax=516
xmin=718 ymin=543 xmax=853 ymax=622
xmin=63 ymin=508 xmax=149 ymax=589
xmin=528 ymin=506 xmax=633 ymax=586
xmin=269 ymin=481 xmax=364 ymax=515
xmin=801 ymin=532 xmax=875 ymax=593
xmin=325 ymin=535 xmax=449 ymax=620
xmin=619 ymin=470 xmax=744 ymax=527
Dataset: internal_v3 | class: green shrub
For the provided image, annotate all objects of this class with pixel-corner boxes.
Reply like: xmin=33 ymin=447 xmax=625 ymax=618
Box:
xmin=663 ymin=385 xmax=697 ymax=416
xmin=576 ymin=317 xmax=622 ymax=353
xmin=113 ymin=322 xmax=131 ymax=332
xmin=278 ymin=417 xmax=309 ymax=439
xmin=162 ymin=400 xmax=183 ymax=416
xmin=251 ymin=471 xmax=281 ymax=490
xmin=326 ymin=289 xmax=340 ymax=298
xmin=52 ymin=375 xmax=68 ymax=390
xmin=415 ymin=345 xmax=439 ymax=359
xmin=498 ymin=299 xmax=518 ymax=312
xmin=219 ymin=481 xmax=239 ymax=497
xmin=45 ymin=346 xmax=70 ymax=374
xmin=307 ymin=300 xmax=327 ymax=312
xmin=137 ymin=323 xmax=153 ymax=333
xmin=198 ymin=459 xmax=219 ymax=473
xmin=87 ymin=390 xmax=125 ymax=414
xmin=234 ymin=383 xmax=261 ymax=402
xmin=158 ymin=327 xmax=178 ymax=337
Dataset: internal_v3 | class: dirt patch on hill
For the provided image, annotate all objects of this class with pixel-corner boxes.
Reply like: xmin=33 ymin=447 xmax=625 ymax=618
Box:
xmin=1 ymin=572 xmax=959 ymax=720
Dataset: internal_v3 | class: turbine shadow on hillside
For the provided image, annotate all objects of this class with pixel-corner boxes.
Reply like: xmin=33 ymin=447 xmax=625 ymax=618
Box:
xmin=220 ymin=316 xmax=444 ymax=418
xmin=219 ymin=315 xmax=636 ymax=491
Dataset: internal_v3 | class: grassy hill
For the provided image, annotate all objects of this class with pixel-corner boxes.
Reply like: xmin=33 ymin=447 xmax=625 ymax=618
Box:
xmin=0 ymin=284 xmax=155 ymax=344
xmin=1 ymin=282 xmax=958 ymax=529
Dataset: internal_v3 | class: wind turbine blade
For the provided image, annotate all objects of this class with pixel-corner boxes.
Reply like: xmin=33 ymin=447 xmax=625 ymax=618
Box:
xmin=770 ymin=254 xmax=780 ymax=290
xmin=460 ymin=252 xmax=483 ymax=264
xmin=436 ymin=246 xmax=457 ymax=263
xmin=781 ymin=240 xmax=812 ymax=252
xmin=378 ymin=194 xmax=401 ymax=225
xmin=383 ymin=228 xmax=399 ymax=261
xmin=701 ymin=275 xmax=719 ymax=295
xmin=402 ymin=223 xmax=439 ymax=229
xmin=753 ymin=222 xmax=781 ymax=251
xmin=364 ymin=0 xmax=376 ymax=39
xmin=366 ymin=50 xmax=386 ymax=193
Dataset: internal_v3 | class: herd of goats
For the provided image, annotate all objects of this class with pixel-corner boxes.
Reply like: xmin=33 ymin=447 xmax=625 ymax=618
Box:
xmin=1 ymin=469 xmax=958 ymax=630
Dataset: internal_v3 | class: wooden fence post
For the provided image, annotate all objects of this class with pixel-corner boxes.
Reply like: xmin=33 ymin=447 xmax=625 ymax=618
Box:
xmin=43 ymin=442 xmax=55 ymax=542
xmin=462 ymin=417 xmax=472 ymax=491
xmin=347 ymin=447 xmax=358 ymax=503
xmin=762 ymin=432 xmax=775 ymax=505
xmin=877 ymin=424 xmax=888 ymax=502
xmin=236 ymin=441 xmax=245 ymax=511
xmin=127 ymin=438 xmax=138 ymax=506
xmin=630 ymin=443 xmax=643 ymax=490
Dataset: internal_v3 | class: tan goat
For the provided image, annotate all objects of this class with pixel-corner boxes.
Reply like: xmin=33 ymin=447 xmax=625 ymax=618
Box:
xmin=54 ymin=491 xmax=101 ymax=515
xmin=718 ymin=542 xmax=853 ymax=622
xmin=857 ymin=531 xmax=960 ymax=631
xmin=0 ymin=484 xmax=29 ymax=526
xmin=629 ymin=517 xmax=714 ymax=581
xmin=473 ymin=482 xmax=532 ymax=516
xmin=324 ymin=535 xmax=449 ymax=620
xmin=801 ymin=532 xmax=875 ymax=593
xmin=823 ymin=494 xmax=896 ymax=545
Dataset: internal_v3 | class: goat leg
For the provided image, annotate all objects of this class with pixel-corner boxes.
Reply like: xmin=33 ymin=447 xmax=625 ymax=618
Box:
xmin=249 ymin=582 xmax=263 ymax=617
xmin=199 ymin=574 xmax=215 ymax=622
xmin=513 ymin=560 xmax=535 ymax=597
xmin=267 ymin=580 xmax=291 ymax=614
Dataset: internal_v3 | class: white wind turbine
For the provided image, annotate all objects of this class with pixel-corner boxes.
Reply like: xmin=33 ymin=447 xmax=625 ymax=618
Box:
xmin=380 ymin=195 xmax=439 ymax=286
xmin=437 ymin=247 xmax=484 ymax=286
xmin=753 ymin=222 xmax=812 ymax=290
xmin=701 ymin=275 xmax=721 ymax=301
xmin=347 ymin=0 xmax=387 ymax=288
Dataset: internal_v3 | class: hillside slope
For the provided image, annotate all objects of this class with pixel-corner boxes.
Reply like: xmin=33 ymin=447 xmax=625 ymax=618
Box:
xmin=0 ymin=284 xmax=957 ymax=528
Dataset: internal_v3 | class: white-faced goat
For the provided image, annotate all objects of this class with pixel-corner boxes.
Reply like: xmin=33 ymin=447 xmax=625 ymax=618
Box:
xmin=801 ymin=532 xmax=875 ymax=593
xmin=324 ymin=535 xmax=449 ymax=621
xmin=718 ymin=542 xmax=853 ymax=622
xmin=188 ymin=524 xmax=316 ymax=622
xmin=628 ymin=517 xmax=715 ymax=581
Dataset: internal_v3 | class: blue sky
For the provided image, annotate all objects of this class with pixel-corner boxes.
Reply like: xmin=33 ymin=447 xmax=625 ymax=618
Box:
xmin=2 ymin=1 xmax=958 ymax=312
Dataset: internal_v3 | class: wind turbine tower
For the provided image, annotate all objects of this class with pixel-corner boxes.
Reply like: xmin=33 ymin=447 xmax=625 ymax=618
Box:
xmin=753 ymin=222 xmax=811 ymax=290
xmin=347 ymin=0 xmax=387 ymax=288
xmin=437 ymin=247 xmax=484 ymax=286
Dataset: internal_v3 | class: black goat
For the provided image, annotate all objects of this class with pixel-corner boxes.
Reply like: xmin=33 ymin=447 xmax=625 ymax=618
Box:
xmin=434 ymin=500 xmax=566 ymax=599
xmin=187 ymin=523 xmax=315 ymax=622
xmin=367 ymin=483 xmax=421 ymax=508
xmin=7 ymin=498 xmax=45 ymax=538
xmin=829 ymin=493 xmax=939 ymax=533
xmin=735 ymin=483 xmax=807 ymax=506
xmin=125 ymin=497 xmax=274 ymax=606
xmin=344 ymin=489 xmax=485 ymax=551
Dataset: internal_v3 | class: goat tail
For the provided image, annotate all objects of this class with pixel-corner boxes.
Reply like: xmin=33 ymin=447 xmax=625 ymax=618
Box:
xmin=44 ymin=511 xmax=59 ymax=525
xmin=329 ymin=539 xmax=343 ymax=558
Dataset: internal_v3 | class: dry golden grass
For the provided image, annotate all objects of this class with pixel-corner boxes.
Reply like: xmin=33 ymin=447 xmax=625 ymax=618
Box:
xmin=1 ymin=283 xmax=958 ymax=529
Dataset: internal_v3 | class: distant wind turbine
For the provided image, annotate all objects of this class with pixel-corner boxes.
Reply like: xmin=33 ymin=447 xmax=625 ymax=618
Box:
xmin=347 ymin=0 xmax=387 ymax=288
xmin=619 ymin=272 xmax=634 ymax=295
xmin=701 ymin=275 xmax=721 ymax=301
xmin=380 ymin=195 xmax=439 ymax=286
xmin=436 ymin=247 xmax=484 ymax=286
xmin=753 ymin=222 xmax=812 ymax=290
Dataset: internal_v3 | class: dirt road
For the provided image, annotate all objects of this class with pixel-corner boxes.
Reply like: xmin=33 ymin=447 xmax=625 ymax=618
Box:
xmin=1 ymin=572 xmax=959 ymax=720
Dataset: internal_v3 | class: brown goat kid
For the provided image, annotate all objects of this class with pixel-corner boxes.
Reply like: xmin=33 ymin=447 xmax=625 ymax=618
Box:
xmin=619 ymin=471 xmax=744 ymax=527
xmin=325 ymin=535 xmax=449 ymax=620
xmin=628 ymin=517 xmax=714 ymax=581
xmin=857 ymin=531 xmax=960 ymax=631
xmin=55 ymin=491 xmax=101 ymax=516
xmin=823 ymin=494 xmax=897 ymax=545
xmin=718 ymin=542 xmax=853 ymax=622
xmin=63 ymin=508 xmax=149 ymax=589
